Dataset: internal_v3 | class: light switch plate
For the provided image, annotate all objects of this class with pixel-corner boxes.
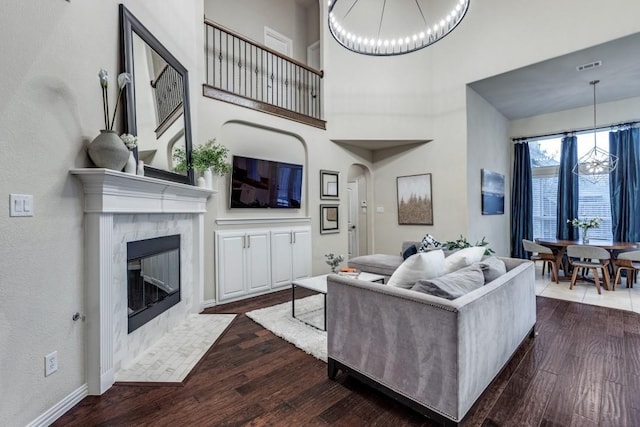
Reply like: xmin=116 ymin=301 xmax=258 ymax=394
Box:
xmin=9 ymin=194 xmax=33 ymax=217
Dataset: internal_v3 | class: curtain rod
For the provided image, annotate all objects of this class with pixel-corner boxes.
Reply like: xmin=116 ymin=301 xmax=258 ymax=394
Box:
xmin=512 ymin=119 xmax=640 ymax=142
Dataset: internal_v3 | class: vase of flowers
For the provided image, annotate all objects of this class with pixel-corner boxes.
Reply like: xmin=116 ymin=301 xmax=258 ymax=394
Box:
xmin=87 ymin=69 xmax=133 ymax=171
xmin=568 ymin=217 xmax=602 ymax=244
xmin=325 ymin=253 xmax=344 ymax=274
xmin=121 ymin=134 xmax=138 ymax=174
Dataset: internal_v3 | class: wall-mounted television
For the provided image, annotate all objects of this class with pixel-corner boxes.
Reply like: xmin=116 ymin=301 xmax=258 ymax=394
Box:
xmin=230 ymin=155 xmax=303 ymax=208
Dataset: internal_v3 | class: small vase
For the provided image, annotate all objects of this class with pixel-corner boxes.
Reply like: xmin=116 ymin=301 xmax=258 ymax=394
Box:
xmin=137 ymin=160 xmax=145 ymax=176
xmin=582 ymin=228 xmax=589 ymax=244
xmin=124 ymin=151 xmax=136 ymax=174
xmin=87 ymin=130 xmax=129 ymax=171
xmin=197 ymin=176 xmax=207 ymax=188
xmin=204 ymin=169 xmax=213 ymax=190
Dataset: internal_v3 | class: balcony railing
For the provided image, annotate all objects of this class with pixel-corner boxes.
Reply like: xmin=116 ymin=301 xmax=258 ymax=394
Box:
xmin=204 ymin=19 xmax=325 ymax=129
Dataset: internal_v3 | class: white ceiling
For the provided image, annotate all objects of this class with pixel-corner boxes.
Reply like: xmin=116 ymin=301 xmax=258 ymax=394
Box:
xmin=469 ymin=32 xmax=640 ymax=120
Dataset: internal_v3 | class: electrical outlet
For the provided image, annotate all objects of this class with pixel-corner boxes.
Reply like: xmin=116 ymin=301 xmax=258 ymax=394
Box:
xmin=45 ymin=351 xmax=58 ymax=376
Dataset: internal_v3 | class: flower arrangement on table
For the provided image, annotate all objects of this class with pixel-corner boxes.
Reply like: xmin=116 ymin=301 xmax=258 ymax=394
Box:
xmin=567 ymin=217 xmax=601 ymax=243
xmin=324 ymin=253 xmax=344 ymax=274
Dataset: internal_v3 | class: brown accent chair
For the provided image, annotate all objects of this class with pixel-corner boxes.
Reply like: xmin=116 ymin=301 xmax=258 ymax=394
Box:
xmin=566 ymin=245 xmax=611 ymax=294
xmin=522 ymin=239 xmax=559 ymax=283
xmin=613 ymin=250 xmax=640 ymax=289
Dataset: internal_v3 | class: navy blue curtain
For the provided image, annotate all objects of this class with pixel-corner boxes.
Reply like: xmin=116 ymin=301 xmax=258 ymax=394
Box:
xmin=511 ymin=142 xmax=533 ymax=258
xmin=556 ymin=135 xmax=579 ymax=240
xmin=609 ymin=127 xmax=640 ymax=242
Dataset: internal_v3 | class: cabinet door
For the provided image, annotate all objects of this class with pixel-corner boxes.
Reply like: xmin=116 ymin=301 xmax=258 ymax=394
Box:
xmin=245 ymin=231 xmax=271 ymax=293
xmin=271 ymin=229 xmax=293 ymax=288
xmin=216 ymin=233 xmax=246 ymax=301
xmin=291 ymin=227 xmax=311 ymax=280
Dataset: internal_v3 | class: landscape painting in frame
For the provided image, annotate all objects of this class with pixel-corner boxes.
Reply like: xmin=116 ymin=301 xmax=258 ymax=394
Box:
xmin=396 ymin=173 xmax=433 ymax=225
xmin=481 ymin=169 xmax=505 ymax=215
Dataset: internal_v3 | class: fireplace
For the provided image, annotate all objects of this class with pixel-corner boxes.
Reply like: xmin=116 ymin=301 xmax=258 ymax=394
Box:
xmin=127 ymin=234 xmax=181 ymax=333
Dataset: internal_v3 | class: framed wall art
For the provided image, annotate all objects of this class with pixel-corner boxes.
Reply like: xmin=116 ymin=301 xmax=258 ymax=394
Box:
xmin=481 ymin=169 xmax=505 ymax=215
xmin=320 ymin=204 xmax=339 ymax=234
xmin=396 ymin=173 xmax=433 ymax=225
xmin=320 ymin=170 xmax=339 ymax=200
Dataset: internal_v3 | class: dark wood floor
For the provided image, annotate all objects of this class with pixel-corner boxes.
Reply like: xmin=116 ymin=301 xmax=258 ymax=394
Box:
xmin=54 ymin=291 xmax=640 ymax=426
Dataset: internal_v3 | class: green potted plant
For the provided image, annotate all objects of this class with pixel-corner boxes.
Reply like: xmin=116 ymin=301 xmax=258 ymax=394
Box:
xmin=173 ymin=139 xmax=231 ymax=188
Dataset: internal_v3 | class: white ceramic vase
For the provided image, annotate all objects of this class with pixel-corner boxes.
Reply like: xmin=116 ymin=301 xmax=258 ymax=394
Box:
xmin=197 ymin=176 xmax=207 ymax=188
xmin=87 ymin=130 xmax=129 ymax=171
xmin=204 ymin=169 xmax=214 ymax=189
xmin=124 ymin=151 xmax=136 ymax=174
xmin=137 ymin=160 xmax=145 ymax=176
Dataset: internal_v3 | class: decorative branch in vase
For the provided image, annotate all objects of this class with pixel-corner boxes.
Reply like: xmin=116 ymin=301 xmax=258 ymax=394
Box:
xmin=325 ymin=253 xmax=344 ymax=274
xmin=567 ymin=217 xmax=601 ymax=243
xmin=87 ymin=69 xmax=134 ymax=171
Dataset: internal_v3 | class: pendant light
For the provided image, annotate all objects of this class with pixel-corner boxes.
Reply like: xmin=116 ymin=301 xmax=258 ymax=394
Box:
xmin=328 ymin=0 xmax=470 ymax=56
xmin=572 ymin=80 xmax=618 ymax=183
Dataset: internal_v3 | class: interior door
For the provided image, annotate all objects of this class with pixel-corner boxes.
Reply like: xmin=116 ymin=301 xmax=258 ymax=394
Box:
xmin=347 ymin=181 xmax=359 ymax=258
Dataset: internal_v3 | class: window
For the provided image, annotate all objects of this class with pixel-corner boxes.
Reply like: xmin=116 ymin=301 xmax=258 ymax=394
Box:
xmin=530 ymin=131 xmax=612 ymax=240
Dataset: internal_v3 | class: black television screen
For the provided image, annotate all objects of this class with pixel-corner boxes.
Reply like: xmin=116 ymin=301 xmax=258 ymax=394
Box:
xmin=230 ymin=156 xmax=303 ymax=208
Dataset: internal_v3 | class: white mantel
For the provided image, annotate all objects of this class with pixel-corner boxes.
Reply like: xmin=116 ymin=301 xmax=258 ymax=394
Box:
xmin=71 ymin=168 xmax=213 ymax=395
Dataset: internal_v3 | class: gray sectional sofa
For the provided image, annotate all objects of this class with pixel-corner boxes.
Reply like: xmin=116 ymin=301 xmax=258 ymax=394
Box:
xmin=327 ymin=257 xmax=536 ymax=426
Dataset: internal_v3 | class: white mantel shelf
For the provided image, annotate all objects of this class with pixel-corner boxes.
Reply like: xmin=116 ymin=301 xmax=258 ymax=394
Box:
xmin=70 ymin=168 xmax=214 ymax=214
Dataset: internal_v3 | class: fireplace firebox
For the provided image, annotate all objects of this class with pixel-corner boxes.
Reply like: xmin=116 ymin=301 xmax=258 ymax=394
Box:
xmin=127 ymin=234 xmax=181 ymax=333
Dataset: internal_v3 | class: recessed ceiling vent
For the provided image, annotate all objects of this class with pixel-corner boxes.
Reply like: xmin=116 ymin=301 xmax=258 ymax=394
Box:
xmin=576 ymin=60 xmax=602 ymax=72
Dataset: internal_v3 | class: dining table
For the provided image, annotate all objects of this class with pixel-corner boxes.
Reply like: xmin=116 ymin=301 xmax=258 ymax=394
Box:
xmin=534 ymin=238 xmax=639 ymax=281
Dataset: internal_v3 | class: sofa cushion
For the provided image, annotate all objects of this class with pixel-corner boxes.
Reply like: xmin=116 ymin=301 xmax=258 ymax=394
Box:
xmin=387 ymin=249 xmax=445 ymax=289
xmin=348 ymin=254 xmax=403 ymax=277
xmin=444 ymin=246 xmax=486 ymax=273
xmin=402 ymin=244 xmax=418 ymax=260
xmin=475 ymin=256 xmax=507 ymax=283
xmin=411 ymin=264 xmax=485 ymax=299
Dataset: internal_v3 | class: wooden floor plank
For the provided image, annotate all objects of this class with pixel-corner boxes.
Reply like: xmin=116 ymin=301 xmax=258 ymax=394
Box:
xmin=52 ymin=293 xmax=640 ymax=427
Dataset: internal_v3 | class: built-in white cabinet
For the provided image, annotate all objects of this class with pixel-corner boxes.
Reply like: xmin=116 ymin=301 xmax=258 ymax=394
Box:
xmin=215 ymin=229 xmax=271 ymax=302
xmin=215 ymin=225 xmax=311 ymax=302
xmin=271 ymin=227 xmax=312 ymax=288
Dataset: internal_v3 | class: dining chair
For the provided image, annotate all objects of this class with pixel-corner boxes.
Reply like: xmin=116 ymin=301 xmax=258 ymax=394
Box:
xmin=613 ymin=250 xmax=640 ymax=290
xmin=522 ymin=239 xmax=559 ymax=283
xmin=566 ymin=245 xmax=611 ymax=294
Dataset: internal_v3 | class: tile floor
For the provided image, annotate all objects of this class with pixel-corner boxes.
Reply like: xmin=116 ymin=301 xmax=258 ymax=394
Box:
xmin=115 ymin=313 xmax=236 ymax=383
xmin=534 ymin=264 xmax=640 ymax=313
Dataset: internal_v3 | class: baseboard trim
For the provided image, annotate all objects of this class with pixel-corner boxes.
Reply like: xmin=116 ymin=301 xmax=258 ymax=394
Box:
xmin=201 ymin=298 xmax=217 ymax=310
xmin=27 ymin=383 xmax=88 ymax=427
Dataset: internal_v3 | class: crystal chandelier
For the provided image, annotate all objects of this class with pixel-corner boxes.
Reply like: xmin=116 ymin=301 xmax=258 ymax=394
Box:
xmin=572 ymin=80 xmax=618 ymax=184
xmin=328 ymin=0 xmax=470 ymax=56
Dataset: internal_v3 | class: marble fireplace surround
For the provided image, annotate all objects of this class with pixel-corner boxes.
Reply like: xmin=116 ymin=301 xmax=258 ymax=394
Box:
xmin=71 ymin=169 xmax=213 ymax=395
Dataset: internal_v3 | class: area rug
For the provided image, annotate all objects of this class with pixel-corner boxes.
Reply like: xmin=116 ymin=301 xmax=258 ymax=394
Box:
xmin=246 ymin=294 xmax=327 ymax=362
xmin=115 ymin=313 xmax=236 ymax=383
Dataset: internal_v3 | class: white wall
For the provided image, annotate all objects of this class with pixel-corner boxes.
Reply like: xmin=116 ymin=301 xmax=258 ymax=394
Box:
xmin=466 ymin=87 xmax=511 ymax=256
xmin=511 ymin=96 xmax=640 ymax=139
xmin=0 ymin=1 xmax=202 ymax=425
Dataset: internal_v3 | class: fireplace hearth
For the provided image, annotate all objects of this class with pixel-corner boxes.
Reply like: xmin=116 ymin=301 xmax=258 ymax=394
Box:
xmin=127 ymin=234 xmax=181 ymax=333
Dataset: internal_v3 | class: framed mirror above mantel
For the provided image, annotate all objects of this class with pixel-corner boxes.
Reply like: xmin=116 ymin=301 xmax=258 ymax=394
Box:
xmin=119 ymin=4 xmax=194 ymax=185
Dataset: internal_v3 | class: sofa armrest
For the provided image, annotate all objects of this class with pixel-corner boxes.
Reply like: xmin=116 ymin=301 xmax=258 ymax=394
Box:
xmin=327 ymin=275 xmax=461 ymax=420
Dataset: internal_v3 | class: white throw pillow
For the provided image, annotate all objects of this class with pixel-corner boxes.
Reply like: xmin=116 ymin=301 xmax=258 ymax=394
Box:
xmin=387 ymin=250 xmax=445 ymax=289
xmin=444 ymin=246 xmax=486 ymax=274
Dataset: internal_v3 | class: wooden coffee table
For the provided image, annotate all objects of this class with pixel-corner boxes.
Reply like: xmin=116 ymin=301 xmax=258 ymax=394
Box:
xmin=292 ymin=272 xmax=385 ymax=330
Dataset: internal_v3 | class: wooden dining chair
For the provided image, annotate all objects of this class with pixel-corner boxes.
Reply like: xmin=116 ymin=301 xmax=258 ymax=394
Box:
xmin=522 ymin=239 xmax=559 ymax=283
xmin=613 ymin=250 xmax=640 ymax=290
xmin=566 ymin=245 xmax=611 ymax=294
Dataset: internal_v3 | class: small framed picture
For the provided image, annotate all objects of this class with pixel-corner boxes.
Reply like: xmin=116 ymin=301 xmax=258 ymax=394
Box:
xmin=396 ymin=173 xmax=433 ymax=225
xmin=320 ymin=204 xmax=339 ymax=234
xmin=481 ymin=169 xmax=505 ymax=215
xmin=320 ymin=170 xmax=339 ymax=200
